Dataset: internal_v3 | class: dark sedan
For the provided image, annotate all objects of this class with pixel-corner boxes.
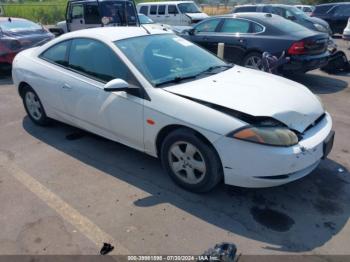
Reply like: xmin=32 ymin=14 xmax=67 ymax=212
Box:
xmin=0 ymin=17 xmax=54 ymax=71
xmin=311 ymin=2 xmax=350 ymax=35
xmin=181 ymin=13 xmax=330 ymax=73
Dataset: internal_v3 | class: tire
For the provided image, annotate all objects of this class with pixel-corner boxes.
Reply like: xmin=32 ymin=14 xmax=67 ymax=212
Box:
xmin=22 ymin=85 xmax=50 ymax=126
xmin=242 ymin=52 xmax=263 ymax=71
xmin=160 ymin=128 xmax=223 ymax=193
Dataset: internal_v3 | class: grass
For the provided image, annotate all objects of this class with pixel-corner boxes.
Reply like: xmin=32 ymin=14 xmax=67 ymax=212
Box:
xmin=0 ymin=0 xmax=231 ymax=24
xmin=1 ymin=1 xmax=67 ymax=25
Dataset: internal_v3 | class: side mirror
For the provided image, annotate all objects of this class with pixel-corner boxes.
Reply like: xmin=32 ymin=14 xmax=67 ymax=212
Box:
xmin=104 ymin=79 xmax=129 ymax=92
xmin=188 ymin=28 xmax=196 ymax=35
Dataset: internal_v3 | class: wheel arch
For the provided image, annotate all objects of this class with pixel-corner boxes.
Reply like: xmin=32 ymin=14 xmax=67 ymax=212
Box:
xmin=155 ymin=125 xmax=222 ymax=167
xmin=18 ymin=81 xmax=31 ymax=98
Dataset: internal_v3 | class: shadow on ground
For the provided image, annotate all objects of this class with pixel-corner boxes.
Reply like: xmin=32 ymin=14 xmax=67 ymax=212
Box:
xmin=0 ymin=72 xmax=13 ymax=85
xmin=288 ymin=72 xmax=348 ymax=94
xmin=22 ymin=117 xmax=350 ymax=252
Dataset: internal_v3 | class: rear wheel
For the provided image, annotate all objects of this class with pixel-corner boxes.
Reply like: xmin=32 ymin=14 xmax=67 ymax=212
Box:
xmin=242 ymin=52 xmax=263 ymax=71
xmin=22 ymin=85 xmax=50 ymax=126
xmin=160 ymin=128 xmax=222 ymax=193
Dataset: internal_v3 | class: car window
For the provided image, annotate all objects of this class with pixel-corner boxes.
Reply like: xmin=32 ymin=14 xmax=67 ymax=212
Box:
xmin=252 ymin=22 xmax=264 ymax=33
xmin=168 ymin=5 xmax=178 ymax=14
xmin=195 ymin=19 xmax=220 ymax=33
xmin=100 ymin=1 xmax=137 ymax=26
xmin=314 ymin=5 xmax=333 ymax=14
xmin=303 ymin=7 xmax=312 ymax=12
xmin=178 ymin=3 xmax=201 ymax=13
xmin=40 ymin=41 xmax=70 ymax=66
xmin=158 ymin=5 xmax=166 ymax=15
xmin=139 ymin=14 xmax=153 ymax=24
xmin=234 ymin=6 xmax=256 ymax=12
xmin=150 ymin=5 xmax=157 ymax=15
xmin=220 ymin=19 xmax=250 ymax=33
xmin=140 ymin=6 xmax=148 ymax=15
xmin=71 ymin=4 xmax=83 ymax=19
xmin=68 ymin=38 xmax=138 ymax=85
xmin=85 ymin=3 xmax=100 ymax=24
xmin=334 ymin=5 xmax=350 ymax=16
xmin=271 ymin=7 xmax=287 ymax=18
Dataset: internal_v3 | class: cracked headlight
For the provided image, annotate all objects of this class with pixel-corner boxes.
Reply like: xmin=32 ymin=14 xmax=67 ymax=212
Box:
xmin=229 ymin=126 xmax=299 ymax=147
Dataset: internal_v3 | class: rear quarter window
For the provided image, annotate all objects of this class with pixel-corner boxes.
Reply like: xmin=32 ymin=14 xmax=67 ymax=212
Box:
xmin=40 ymin=41 xmax=70 ymax=66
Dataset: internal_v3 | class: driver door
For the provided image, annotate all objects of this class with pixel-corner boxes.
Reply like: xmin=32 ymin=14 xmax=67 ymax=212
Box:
xmin=68 ymin=3 xmax=85 ymax=32
xmin=60 ymin=38 xmax=145 ymax=151
xmin=187 ymin=18 xmax=222 ymax=54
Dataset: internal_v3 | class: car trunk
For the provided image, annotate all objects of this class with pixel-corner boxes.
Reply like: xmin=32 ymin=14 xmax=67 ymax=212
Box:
xmin=303 ymin=35 xmax=328 ymax=55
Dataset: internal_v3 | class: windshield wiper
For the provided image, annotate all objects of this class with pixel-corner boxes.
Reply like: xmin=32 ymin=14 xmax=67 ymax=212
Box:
xmin=155 ymin=75 xmax=197 ymax=87
xmin=155 ymin=64 xmax=233 ymax=87
xmin=198 ymin=64 xmax=233 ymax=75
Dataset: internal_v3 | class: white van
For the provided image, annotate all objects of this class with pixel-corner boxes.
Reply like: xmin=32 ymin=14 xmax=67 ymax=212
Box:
xmin=137 ymin=1 xmax=208 ymax=26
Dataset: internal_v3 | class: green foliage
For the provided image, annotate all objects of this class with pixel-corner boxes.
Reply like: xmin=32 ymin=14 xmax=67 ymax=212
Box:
xmin=1 ymin=1 xmax=67 ymax=24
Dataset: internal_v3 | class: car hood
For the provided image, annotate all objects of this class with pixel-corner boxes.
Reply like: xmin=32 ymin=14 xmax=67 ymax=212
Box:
xmin=185 ymin=13 xmax=209 ymax=20
xmin=307 ymin=16 xmax=329 ymax=27
xmin=164 ymin=66 xmax=324 ymax=133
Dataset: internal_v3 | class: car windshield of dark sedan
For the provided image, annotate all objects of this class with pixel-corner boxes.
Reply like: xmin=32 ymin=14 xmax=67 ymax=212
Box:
xmin=115 ymin=34 xmax=229 ymax=87
xmin=178 ymin=3 xmax=201 ymax=13
xmin=0 ymin=20 xmax=42 ymax=32
xmin=289 ymin=6 xmax=309 ymax=19
xmin=138 ymin=14 xmax=154 ymax=24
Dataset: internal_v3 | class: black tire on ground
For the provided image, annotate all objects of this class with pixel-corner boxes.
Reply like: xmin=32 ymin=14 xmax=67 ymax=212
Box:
xmin=22 ymin=85 xmax=50 ymax=126
xmin=160 ymin=128 xmax=223 ymax=193
xmin=242 ymin=52 xmax=263 ymax=71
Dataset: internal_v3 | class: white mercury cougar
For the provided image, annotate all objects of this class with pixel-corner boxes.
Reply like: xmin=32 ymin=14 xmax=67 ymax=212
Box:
xmin=12 ymin=27 xmax=334 ymax=192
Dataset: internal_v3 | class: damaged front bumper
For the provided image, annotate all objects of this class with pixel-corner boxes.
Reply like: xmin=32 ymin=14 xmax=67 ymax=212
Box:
xmin=214 ymin=113 xmax=333 ymax=188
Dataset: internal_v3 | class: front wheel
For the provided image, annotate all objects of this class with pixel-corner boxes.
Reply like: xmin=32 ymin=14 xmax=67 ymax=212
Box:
xmin=22 ymin=85 xmax=50 ymax=126
xmin=160 ymin=128 xmax=222 ymax=193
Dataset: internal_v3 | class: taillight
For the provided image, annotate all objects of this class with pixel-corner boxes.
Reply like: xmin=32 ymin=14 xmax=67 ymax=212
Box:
xmin=288 ymin=41 xmax=306 ymax=55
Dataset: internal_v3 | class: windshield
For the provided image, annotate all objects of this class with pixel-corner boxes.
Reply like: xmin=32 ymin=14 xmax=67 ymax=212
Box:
xmin=138 ymin=14 xmax=154 ymax=24
xmin=100 ymin=1 xmax=137 ymax=26
xmin=288 ymin=6 xmax=309 ymax=19
xmin=178 ymin=3 xmax=201 ymax=13
xmin=0 ymin=19 xmax=42 ymax=32
xmin=115 ymin=34 xmax=228 ymax=87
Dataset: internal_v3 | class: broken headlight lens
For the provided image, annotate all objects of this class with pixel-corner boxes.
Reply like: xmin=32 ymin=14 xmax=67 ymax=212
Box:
xmin=230 ymin=126 xmax=299 ymax=147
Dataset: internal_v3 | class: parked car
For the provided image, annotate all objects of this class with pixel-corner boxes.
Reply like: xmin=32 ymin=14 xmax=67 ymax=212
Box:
xmin=0 ymin=17 xmax=54 ymax=71
xmin=137 ymin=1 xmax=208 ymax=26
xmin=232 ymin=4 xmax=331 ymax=35
xmin=50 ymin=0 xmax=139 ymax=36
xmin=0 ymin=6 xmax=4 ymax=17
xmin=181 ymin=13 xmax=330 ymax=73
xmin=343 ymin=18 xmax=350 ymax=40
xmin=311 ymin=2 xmax=350 ymax=35
xmin=138 ymin=13 xmax=172 ymax=31
xmin=12 ymin=27 xmax=334 ymax=192
xmin=294 ymin=5 xmax=315 ymax=16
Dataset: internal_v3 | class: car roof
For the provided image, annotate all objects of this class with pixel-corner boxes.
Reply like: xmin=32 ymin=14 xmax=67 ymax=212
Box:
xmin=59 ymin=26 xmax=170 ymax=42
xmin=217 ymin=12 xmax=286 ymax=23
xmin=235 ymin=4 xmax=295 ymax=8
xmin=138 ymin=1 xmax=194 ymax=5
xmin=316 ymin=2 xmax=350 ymax=6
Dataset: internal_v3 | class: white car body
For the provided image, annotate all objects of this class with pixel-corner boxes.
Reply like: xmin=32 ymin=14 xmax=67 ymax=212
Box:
xmin=137 ymin=1 xmax=208 ymax=26
xmin=12 ymin=27 xmax=333 ymax=189
xmin=294 ymin=5 xmax=315 ymax=16
xmin=343 ymin=18 xmax=350 ymax=41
